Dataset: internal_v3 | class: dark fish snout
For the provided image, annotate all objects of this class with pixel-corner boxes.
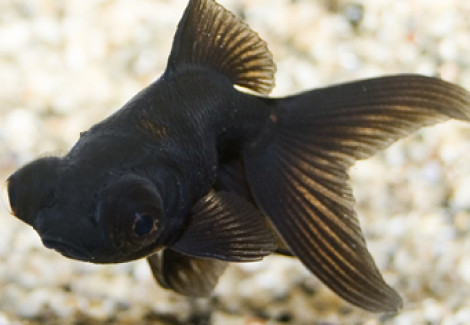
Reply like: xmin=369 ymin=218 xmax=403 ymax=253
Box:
xmin=42 ymin=237 xmax=93 ymax=261
xmin=35 ymin=210 xmax=95 ymax=261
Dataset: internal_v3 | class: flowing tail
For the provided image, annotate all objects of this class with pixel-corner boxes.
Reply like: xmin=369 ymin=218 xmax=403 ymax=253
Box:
xmin=243 ymin=74 xmax=470 ymax=312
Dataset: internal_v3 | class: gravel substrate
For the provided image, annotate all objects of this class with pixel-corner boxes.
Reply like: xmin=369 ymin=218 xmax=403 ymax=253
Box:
xmin=1 ymin=0 xmax=470 ymax=324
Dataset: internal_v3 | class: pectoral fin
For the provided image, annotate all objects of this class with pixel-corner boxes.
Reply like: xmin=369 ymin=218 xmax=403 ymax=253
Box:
xmin=172 ymin=191 xmax=276 ymax=261
xmin=147 ymin=249 xmax=227 ymax=297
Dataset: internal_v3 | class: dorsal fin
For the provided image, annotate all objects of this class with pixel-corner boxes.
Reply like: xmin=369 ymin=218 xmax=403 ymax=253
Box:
xmin=167 ymin=0 xmax=276 ymax=95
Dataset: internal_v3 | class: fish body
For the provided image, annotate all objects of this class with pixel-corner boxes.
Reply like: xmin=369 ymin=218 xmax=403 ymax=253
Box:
xmin=10 ymin=70 xmax=274 ymax=262
xmin=6 ymin=0 xmax=470 ymax=313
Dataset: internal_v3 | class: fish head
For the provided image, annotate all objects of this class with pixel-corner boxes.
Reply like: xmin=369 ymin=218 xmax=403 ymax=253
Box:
xmin=7 ymin=154 xmax=168 ymax=264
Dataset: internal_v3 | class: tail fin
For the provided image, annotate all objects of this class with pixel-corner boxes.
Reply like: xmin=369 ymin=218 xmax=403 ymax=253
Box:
xmin=243 ymin=74 xmax=470 ymax=312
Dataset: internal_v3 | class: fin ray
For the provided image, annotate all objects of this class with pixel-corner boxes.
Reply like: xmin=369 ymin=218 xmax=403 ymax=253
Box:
xmin=147 ymin=249 xmax=227 ymax=297
xmin=241 ymin=74 xmax=470 ymax=311
xmin=172 ymin=191 xmax=276 ymax=261
xmin=245 ymin=138 xmax=403 ymax=312
xmin=167 ymin=0 xmax=275 ymax=94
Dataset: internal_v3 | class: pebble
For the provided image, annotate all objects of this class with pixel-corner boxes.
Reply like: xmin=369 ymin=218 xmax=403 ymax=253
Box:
xmin=1 ymin=0 xmax=470 ymax=324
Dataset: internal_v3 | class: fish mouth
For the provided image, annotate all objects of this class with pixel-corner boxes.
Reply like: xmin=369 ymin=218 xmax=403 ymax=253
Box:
xmin=42 ymin=238 xmax=93 ymax=261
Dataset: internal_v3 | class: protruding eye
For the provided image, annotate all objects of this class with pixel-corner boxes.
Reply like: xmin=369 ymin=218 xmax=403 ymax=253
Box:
xmin=100 ymin=175 xmax=164 ymax=248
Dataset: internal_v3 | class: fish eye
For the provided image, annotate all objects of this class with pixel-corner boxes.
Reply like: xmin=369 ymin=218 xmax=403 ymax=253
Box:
xmin=100 ymin=175 xmax=164 ymax=247
xmin=131 ymin=211 xmax=158 ymax=239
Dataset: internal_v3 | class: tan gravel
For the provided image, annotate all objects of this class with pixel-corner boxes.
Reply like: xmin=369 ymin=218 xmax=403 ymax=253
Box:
xmin=1 ymin=0 xmax=470 ymax=324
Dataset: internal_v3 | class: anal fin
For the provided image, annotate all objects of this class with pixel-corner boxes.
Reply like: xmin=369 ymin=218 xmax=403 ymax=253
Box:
xmin=147 ymin=249 xmax=227 ymax=297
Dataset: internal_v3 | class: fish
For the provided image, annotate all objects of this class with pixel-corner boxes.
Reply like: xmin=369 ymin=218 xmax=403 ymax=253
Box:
xmin=6 ymin=0 xmax=470 ymax=313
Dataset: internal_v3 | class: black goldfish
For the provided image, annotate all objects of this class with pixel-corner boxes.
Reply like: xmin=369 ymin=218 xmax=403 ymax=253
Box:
xmin=6 ymin=0 xmax=470 ymax=313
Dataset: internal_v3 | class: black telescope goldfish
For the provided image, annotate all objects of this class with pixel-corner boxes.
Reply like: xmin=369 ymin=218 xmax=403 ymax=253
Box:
xmin=6 ymin=0 xmax=470 ymax=313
